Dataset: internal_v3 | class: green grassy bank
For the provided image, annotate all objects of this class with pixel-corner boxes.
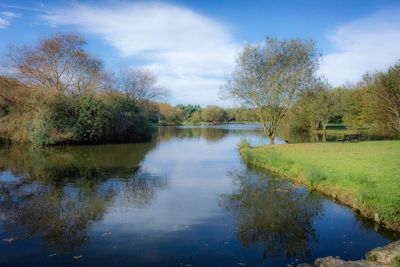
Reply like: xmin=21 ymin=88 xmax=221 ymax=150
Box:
xmin=240 ymin=141 xmax=400 ymax=231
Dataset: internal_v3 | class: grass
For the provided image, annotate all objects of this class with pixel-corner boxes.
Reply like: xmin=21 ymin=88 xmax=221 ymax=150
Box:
xmin=240 ymin=141 xmax=400 ymax=230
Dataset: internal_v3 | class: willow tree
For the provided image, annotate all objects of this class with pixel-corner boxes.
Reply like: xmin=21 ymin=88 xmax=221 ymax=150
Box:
xmin=222 ymin=38 xmax=319 ymax=144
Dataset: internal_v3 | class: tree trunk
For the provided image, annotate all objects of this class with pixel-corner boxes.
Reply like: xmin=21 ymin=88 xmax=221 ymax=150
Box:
xmin=269 ymin=136 xmax=275 ymax=144
xmin=322 ymin=122 xmax=327 ymax=142
xmin=268 ymin=131 xmax=275 ymax=145
xmin=262 ymin=123 xmax=276 ymax=145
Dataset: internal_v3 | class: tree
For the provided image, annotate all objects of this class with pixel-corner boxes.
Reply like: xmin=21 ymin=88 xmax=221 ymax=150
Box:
xmin=191 ymin=111 xmax=202 ymax=124
xmin=115 ymin=67 xmax=169 ymax=105
xmin=175 ymin=104 xmax=201 ymax=120
xmin=8 ymin=33 xmax=103 ymax=94
xmin=293 ymin=82 xmax=339 ymax=134
xmin=158 ymin=103 xmax=184 ymax=125
xmin=374 ymin=63 xmax=400 ymax=135
xmin=201 ymin=105 xmax=228 ymax=124
xmin=221 ymin=37 xmax=319 ymax=144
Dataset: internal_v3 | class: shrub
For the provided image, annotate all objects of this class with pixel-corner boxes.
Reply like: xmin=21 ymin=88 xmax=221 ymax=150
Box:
xmin=239 ymin=138 xmax=251 ymax=150
xmin=27 ymin=92 xmax=152 ymax=145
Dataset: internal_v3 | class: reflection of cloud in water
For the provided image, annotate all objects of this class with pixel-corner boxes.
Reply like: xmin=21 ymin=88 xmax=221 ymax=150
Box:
xmin=102 ymin=126 xmax=287 ymax=233
xmin=103 ymin=136 xmax=243 ymax=232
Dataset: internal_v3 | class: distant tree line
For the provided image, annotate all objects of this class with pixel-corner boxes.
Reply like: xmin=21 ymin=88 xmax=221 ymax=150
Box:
xmin=158 ymin=103 xmax=260 ymax=125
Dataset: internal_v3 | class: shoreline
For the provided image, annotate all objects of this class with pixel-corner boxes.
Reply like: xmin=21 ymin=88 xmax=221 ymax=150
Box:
xmin=239 ymin=142 xmax=400 ymax=233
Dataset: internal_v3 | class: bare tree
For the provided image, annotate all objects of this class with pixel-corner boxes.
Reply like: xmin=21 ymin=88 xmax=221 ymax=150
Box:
xmin=221 ymin=37 xmax=319 ymax=144
xmin=115 ymin=67 xmax=169 ymax=105
xmin=8 ymin=33 xmax=103 ymax=94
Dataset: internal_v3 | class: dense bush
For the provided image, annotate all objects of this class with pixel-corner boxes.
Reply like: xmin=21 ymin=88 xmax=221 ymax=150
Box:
xmin=201 ymin=105 xmax=228 ymax=124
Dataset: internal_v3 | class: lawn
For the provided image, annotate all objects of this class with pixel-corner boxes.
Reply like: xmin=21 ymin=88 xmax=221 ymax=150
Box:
xmin=240 ymin=141 xmax=400 ymax=230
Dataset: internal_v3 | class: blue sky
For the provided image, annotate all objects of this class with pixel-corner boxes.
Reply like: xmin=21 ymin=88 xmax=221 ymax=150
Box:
xmin=1 ymin=0 xmax=400 ymax=106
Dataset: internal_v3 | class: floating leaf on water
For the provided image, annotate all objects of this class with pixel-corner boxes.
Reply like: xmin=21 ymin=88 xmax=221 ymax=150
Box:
xmin=48 ymin=253 xmax=57 ymax=257
xmin=238 ymin=263 xmax=246 ymax=266
xmin=73 ymin=255 xmax=83 ymax=259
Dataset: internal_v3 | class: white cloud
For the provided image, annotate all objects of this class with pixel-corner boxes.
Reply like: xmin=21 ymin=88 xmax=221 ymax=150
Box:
xmin=43 ymin=2 xmax=240 ymax=106
xmin=0 ymin=17 xmax=9 ymax=28
xmin=0 ymin=10 xmax=18 ymax=29
xmin=320 ymin=8 xmax=400 ymax=86
xmin=1 ymin=11 xmax=16 ymax=17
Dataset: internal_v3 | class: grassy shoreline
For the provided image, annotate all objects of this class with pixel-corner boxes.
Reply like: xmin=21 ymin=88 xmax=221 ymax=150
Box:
xmin=240 ymin=141 xmax=400 ymax=232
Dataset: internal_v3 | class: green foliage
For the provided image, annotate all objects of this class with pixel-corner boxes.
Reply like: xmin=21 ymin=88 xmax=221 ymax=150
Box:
xmin=222 ymin=37 xmax=319 ymax=142
xmin=291 ymin=84 xmax=341 ymax=133
xmin=226 ymin=108 xmax=259 ymax=122
xmin=72 ymin=94 xmax=106 ymax=142
xmin=1 ymin=33 xmax=160 ymax=145
xmin=201 ymin=105 xmax=228 ymax=123
xmin=365 ymin=252 xmax=377 ymax=261
xmin=26 ymin=92 xmax=152 ymax=145
xmin=190 ymin=111 xmax=202 ymax=124
xmin=393 ymin=255 xmax=400 ymax=267
xmin=238 ymin=138 xmax=251 ymax=150
xmin=175 ymin=104 xmax=201 ymax=120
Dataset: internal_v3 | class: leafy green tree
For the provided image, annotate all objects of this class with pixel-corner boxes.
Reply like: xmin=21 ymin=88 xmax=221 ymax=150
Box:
xmin=201 ymin=105 xmax=228 ymax=124
xmin=292 ymin=82 xmax=339 ymax=133
xmin=222 ymin=37 xmax=319 ymax=144
xmin=175 ymin=104 xmax=201 ymax=120
xmin=191 ymin=111 xmax=202 ymax=124
xmin=374 ymin=63 xmax=400 ymax=135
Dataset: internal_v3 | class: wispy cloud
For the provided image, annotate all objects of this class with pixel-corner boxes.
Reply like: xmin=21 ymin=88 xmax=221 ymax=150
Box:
xmin=0 ymin=10 xmax=18 ymax=29
xmin=320 ymin=8 xmax=400 ymax=86
xmin=0 ymin=17 xmax=10 ymax=28
xmin=43 ymin=2 xmax=240 ymax=106
xmin=1 ymin=11 xmax=16 ymax=17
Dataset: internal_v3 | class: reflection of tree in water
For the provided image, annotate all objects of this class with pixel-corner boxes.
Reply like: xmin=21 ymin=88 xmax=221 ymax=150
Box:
xmin=0 ymin=182 xmax=114 ymax=252
xmin=0 ymin=143 xmax=166 ymax=252
xmin=157 ymin=126 xmax=267 ymax=143
xmin=120 ymin=171 xmax=168 ymax=208
xmin=220 ymin=170 xmax=322 ymax=259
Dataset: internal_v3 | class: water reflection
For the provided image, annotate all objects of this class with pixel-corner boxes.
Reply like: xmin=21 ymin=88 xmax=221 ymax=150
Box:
xmin=221 ymin=170 xmax=323 ymax=259
xmin=0 ymin=125 xmax=395 ymax=266
xmin=157 ymin=124 xmax=266 ymax=143
xmin=0 ymin=143 xmax=166 ymax=252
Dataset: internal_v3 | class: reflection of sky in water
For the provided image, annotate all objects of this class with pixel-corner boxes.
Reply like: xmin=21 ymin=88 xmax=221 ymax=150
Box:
xmin=101 ymin=131 xmax=257 ymax=233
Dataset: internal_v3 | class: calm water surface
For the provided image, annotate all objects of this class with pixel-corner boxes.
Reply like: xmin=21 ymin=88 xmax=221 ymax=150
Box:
xmin=0 ymin=124 xmax=398 ymax=266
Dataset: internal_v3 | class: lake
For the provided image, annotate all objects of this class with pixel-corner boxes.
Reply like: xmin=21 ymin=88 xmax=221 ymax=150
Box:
xmin=0 ymin=124 xmax=398 ymax=266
